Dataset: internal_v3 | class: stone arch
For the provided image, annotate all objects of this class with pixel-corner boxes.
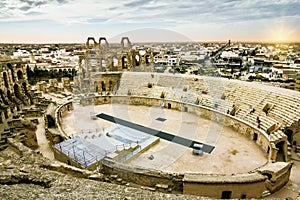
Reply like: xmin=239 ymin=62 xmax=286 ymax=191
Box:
xmin=7 ymin=63 xmax=15 ymax=82
xmin=47 ymin=115 xmax=56 ymax=128
xmin=3 ymin=71 xmax=9 ymax=88
xmin=101 ymin=58 xmax=107 ymax=71
xmin=112 ymin=56 xmax=118 ymax=70
xmin=144 ymin=53 xmax=152 ymax=65
xmin=121 ymin=37 xmax=132 ymax=52
xmin=7 ymin=90 xmax=14 ymax=103
xmin=94 ymin=81 xmax=98 ymax=92
xmin=284 ymin=129 xmax=294 ymax=144
xmin=121 ymin=55 xmax=128 ymax=69
xmin=13 ymin=83 xmax=23 ymax=102
xmin=9 ymin=94 xmax=20 ymax=111
xmin=134 ymin=54 xmax=140 ymax=67
xmin=275 ymin=141 xmax=286 ymax=162
xmin=58 ymin=69 xmax=63 ymax=77
xmin=0 ymin=89 xmax=8 ymax=105
xmin=22 ymin=82 xmax=33 ymax=105
xmin=86 ymin=37 xmax=97 ymax=50
xmin=0 ymin=111 xmax=3 ymax=124
xmin=17 ymin=70 xmax=23 ymax=80
xmin=99 ymin=37 xmax=109 ymax=51
xmin=101 ymin=81 xmax=106 ymax=91
xmin=109 ymin=80 xmax=113 ymax=91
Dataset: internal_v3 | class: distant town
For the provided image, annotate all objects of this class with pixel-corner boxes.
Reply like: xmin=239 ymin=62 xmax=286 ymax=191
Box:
xmin=0 ymin=41 xmax=300 ymax=90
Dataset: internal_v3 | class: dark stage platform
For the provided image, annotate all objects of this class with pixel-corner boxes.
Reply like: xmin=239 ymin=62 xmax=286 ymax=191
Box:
xmin=97 ymin=113 xmax=215 ymax=153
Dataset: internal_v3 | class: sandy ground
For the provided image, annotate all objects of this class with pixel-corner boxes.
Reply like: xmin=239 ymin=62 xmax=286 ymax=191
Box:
xmin=59 ymin=102 xmax=300 ymax=198
xmin=62 ymin=103 xmax=267 ymax=174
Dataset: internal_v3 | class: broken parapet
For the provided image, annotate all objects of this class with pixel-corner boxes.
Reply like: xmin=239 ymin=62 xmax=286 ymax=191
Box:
xmin=257 ymin=161 xmax=293 ymax=193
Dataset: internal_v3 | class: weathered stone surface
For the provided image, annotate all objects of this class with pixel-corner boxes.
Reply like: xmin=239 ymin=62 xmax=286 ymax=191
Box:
xmin=0 ymin=138 xmax=208 ymax=200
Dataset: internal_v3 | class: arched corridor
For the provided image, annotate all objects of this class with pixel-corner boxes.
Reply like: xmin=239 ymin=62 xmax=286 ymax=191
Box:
xmin=17 ymin=70 xmax=23 ymax=80
xmin=3 ymin=72 xmax=9 ymax=88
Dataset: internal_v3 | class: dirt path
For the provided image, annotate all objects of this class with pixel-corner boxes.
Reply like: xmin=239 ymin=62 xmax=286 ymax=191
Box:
xmin=36 ymin=117 xmax=54 ymax=160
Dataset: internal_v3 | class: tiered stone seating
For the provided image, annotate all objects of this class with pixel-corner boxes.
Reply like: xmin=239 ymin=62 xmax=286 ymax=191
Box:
xmin=157 ymin=74 xmax=187 ymax=89
xmin=268 ymin=95 xmax=300 ymax=127
xmin=117 ymin=72 xmax=157 ymax=95
xmin=116 ymin=72 xmax=300 ymax=145
xmin=118 ymin=73 xmax=198 ymax=103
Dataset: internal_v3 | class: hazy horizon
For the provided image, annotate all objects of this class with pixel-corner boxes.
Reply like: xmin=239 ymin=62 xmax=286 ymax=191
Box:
xmin=1 ymin=1 xmax=300 ymax=43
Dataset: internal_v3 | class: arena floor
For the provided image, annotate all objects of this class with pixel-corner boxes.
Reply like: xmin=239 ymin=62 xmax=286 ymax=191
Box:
xmin=61 ymin=103 xmax=268 ymax=174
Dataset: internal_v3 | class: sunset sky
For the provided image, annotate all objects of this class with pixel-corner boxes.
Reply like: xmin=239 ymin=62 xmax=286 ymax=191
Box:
xmin=0 ymin=0 xmax=299 ymax=43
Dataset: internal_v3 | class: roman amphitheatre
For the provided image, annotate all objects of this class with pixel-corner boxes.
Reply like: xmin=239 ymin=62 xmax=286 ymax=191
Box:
xmin=0 ymin=37 xmax=300 ymax=199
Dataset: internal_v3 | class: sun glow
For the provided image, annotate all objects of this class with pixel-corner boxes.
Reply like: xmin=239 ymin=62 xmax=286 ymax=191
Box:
xmin=269 ymin=24 xmax=297 ymax=43
xmin=274 ymin=31 xmax=287 ymax=42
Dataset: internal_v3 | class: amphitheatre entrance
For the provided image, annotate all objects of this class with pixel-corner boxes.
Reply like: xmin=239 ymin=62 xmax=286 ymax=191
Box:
xmin=61 ymin=103 xmax=267 ymax=174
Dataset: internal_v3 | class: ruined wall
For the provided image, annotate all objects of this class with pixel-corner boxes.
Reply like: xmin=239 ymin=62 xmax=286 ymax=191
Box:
xmin=258 ymin=162 xmax=293 ymax=193
xmin=75 ymin=37 xmax=154 ymax=93
xmin=183 ymin=173 xmax=266 ymax=198
xmin=101 ymin=159 xmax=183 ymax=193
xmin=91 ymin=72 xmax=122 ymax=93
xmin=100 ymin=151 xmax=290 ymax=199
xmin=55 ymin=101 xmax=73 ymax=140
xmin=0 ymin=129 xmax=10 ymax=151
xmin=0 ymin=59 xmax=32 ymax=122
xmin=0 ymin=58 xmax=37 ymax=151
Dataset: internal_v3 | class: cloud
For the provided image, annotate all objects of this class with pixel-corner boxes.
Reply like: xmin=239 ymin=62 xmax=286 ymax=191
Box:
xmin=24 ymin=11 xmax=44 ymax=16
xmin=56 ymin=0 xmax=69 ymax=4
xmin=20 ymin=6 xmax=32 ymax=11
xmin=124 ymin=0 xmax=153 ymax=7
xmin=34 ymin=1 xmax=49 ymax=7
xmin=0 ymin=0 xmax=299 ymax=43
xmin=1 ymin=0 xmax=299 ymax=25
xmin=86 ymin=17 xmax=108 ymax=24
xmin=18 ymin=0 xmax=69 ymax=7
xmin=19 ymin=0 xmax=35 ymax=6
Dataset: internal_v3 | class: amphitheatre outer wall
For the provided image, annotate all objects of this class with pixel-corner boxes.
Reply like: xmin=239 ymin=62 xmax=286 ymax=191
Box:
xmin=52 ymin=93 xmax=292 ymax=199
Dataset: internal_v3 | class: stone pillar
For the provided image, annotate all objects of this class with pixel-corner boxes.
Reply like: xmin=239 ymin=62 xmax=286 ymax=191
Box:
xmin=269 ymin=143 xmax=277 ymax=162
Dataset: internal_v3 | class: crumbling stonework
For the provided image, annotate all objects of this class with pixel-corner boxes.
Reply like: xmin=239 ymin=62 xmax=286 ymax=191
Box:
xmin=75 ymin=37 xmax=154 ymax=93
xmin=0 ymin=57 xmax=39 ymax=150
xmin=0 ymin=138 xmax=207 ymax=200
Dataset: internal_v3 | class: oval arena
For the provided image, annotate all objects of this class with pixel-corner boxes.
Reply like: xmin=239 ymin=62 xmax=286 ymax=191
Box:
xmin=52 ymin=72 xmax=297 ymax=199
